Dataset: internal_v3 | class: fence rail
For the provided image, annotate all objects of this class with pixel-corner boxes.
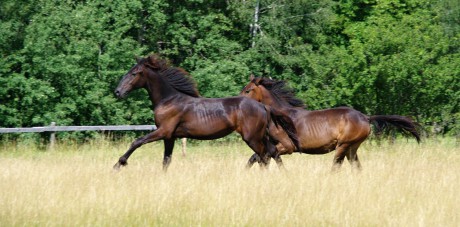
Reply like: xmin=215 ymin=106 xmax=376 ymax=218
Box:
xmin=0 ymin=125 xmax=157 ymax=133
xmin=0 ymin=123 xmax=187 ymax=155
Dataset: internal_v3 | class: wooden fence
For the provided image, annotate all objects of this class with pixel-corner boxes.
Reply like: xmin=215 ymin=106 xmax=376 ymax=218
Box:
xmin=0 ymin=124 xmax=157 ymax=133
xmin=0 ymin=122 xmax=187 ymax=155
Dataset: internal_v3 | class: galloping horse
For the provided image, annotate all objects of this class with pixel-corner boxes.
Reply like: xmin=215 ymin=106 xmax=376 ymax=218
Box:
xmin=113 ymin=55 xmax=298 ymax=170
xmin=240 ymin=76 xmax=421 ymax=171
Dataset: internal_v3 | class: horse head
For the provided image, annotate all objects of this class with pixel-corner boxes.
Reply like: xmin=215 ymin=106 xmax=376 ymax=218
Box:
xmin=115 ymin=57 xmax=146 ymax=98
xmin=115 ymin=55 xmax=164 ymax=99
xmin=240 ymin=75 xmax=264 ymax=102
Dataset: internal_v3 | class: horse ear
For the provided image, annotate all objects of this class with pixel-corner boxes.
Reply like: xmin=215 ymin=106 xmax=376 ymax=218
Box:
xmin=254 ymin=77 xmax=262 ymax=85
xmin=145 ymin=55 xmax=158 ymax=69
xmin=249 ymin=74 xmax=255 ymax=81
xmin=135 ymin=56 xmax=142 ymax=63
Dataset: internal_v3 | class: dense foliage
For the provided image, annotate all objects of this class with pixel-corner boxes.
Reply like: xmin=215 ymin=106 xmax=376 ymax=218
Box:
xmin=1 ymin=0 xmax=459 ymax=137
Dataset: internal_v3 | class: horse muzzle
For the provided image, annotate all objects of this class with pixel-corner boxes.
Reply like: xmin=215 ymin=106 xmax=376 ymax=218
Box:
xmin=114 ymin=89 xmax=127 ymax=99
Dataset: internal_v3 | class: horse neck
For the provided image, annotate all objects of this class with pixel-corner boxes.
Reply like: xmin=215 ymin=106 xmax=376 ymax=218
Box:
xmin=260 ymin=86 xmax=292 ymax=110
xmin=145 ymin=71 xmax=182 ymax=107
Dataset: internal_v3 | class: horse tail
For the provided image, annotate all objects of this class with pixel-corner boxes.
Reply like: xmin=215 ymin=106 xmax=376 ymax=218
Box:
xmin=369 ymin=115 xmax=421 ymax=143
xmin=266 ymin=106 xmax=300 ymax=151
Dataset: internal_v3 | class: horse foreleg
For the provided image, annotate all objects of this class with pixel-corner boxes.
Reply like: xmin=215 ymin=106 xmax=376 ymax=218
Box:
xmin=241 ymin=134 xmax=269 ymax=169
xmin=274 ymin=155 xmax=285 ymax=169
xmin=246 ymin=153 xmax=281 ymax=169
xmin=246 ymin=153 xmax=261 ymax=169
xmin=113 ymin=130 xmax=165 ymax=170
xmin=162 ymin=139 xmax=175 ymax=172
xmin=246 ymin=145 xmax=285 ymax=170
xmin=261 ymin=156 xmax=271 ymax=168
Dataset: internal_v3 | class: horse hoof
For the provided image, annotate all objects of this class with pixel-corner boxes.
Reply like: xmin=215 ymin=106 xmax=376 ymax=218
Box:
xmin=113 ymin=161 xmax=127 ymax=170
xmin=113 ymin=163 xmax=121 ymax=170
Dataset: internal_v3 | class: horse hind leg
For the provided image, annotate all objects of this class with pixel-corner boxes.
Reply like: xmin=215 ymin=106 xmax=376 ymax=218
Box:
xmin=346 ymin=142 xmax=363 ymax=172
xmin=331 ymin=143 xmax=350 ymax=172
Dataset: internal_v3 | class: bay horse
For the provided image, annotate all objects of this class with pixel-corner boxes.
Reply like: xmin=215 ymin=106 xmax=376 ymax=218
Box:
xmin=240 ymin=76 xmax=421 ymax=171
xmin=113 ymin=55 xmax=298 ymax=170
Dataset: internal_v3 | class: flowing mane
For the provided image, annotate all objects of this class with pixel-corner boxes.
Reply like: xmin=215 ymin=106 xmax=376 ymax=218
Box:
xmin=143 ymin=55 xmax=200 ymax=97
xmin=254 ymin=77 xmax=305 ymax=108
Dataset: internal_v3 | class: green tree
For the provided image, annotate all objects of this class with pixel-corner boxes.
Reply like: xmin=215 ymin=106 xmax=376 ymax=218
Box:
xmin=18 ymin=0 xmax=161 ymax=128
xmin=0 ymin=0 xmax=458 ymax=139
xmin=0 ymin=0 xmax=51 ymax=127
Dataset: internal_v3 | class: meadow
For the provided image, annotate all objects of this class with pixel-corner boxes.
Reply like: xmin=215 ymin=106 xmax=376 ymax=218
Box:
xmin=0 ymin=137 xmax=459 ymax=226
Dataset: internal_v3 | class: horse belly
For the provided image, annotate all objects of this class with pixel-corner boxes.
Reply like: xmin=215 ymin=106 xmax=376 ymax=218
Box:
xmin=298 ymin=135 xmax=338 ymax=154
xmin=300 ymin=143 xmax=337 ymax=155
xmin=295 ymin=119 xmax=339 ymax=154
xmin=175 ymin=121 xmax=234 ymax=140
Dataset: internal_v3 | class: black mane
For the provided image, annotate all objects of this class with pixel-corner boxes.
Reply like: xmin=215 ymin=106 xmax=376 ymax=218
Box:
xmin=255 ymin=77 xmax=305 ymax=108
xmin=143 ymin=55 xmax=200 ymax=97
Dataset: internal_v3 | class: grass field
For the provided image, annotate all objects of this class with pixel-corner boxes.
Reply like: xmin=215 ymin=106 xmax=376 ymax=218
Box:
xmin=0 ymin=137 xmax=459 ymax=226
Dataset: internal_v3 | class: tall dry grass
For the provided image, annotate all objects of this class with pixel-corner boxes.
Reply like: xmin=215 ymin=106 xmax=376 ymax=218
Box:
xmin=0 ymin=138 xmax=459 ymax=226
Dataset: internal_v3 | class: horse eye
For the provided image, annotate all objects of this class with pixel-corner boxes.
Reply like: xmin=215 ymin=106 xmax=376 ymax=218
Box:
xmin=245 ymin=89 xmax=251 ymax=93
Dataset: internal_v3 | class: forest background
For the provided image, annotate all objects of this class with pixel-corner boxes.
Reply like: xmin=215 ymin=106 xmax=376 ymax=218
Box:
xmin=1 ymin=0 xmax=459 ymax=140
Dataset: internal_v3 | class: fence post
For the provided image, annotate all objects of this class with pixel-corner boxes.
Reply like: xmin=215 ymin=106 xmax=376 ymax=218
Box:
xmin=48 ymin=122 xmax=56 ymax=150
xmin=181 ymin=138 xmax=187 ymax=157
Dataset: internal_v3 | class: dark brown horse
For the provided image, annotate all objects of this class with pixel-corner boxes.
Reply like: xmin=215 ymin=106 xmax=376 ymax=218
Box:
xmin=240 ymin=76 xmax=421 ymax=171
xmin=113 ymin=55 xmax=298 ymax=170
